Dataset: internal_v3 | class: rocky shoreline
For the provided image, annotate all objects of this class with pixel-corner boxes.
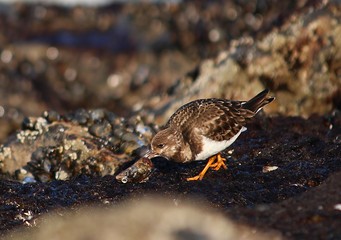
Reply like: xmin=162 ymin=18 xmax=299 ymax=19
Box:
xmin=0 ymin=1 xmax=340 ymax=239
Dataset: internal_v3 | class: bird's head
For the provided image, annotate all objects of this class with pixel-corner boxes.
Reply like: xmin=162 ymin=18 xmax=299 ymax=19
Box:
xmin=147 ymin=127 xmax=179 ymax=160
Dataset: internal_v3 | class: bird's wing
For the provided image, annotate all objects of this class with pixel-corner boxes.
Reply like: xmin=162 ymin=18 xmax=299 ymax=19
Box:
xmin=190 ymin=99 xmax=253 ymax=141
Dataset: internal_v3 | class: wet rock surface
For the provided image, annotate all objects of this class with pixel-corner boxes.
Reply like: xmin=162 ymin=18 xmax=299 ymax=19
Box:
xmin=0 ymin=1 xmax=341 ymax=240
xmin=0 ymin=112 xmax=340 ymax=239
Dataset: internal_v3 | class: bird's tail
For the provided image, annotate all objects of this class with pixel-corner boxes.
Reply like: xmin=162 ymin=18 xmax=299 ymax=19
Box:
xmin=242 ymin=89 xmax=275 ymax=113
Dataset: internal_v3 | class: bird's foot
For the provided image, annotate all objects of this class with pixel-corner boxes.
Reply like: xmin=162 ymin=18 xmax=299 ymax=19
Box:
xmin=186 ymin=153 xmax=227 ymax=181
xmin=210 ymin=153 xmax=227 ymax=171
xmin=186 ymin=174 xmax=203 ymax=181
xmin=186 ymin=156 xmax=216 ymax=181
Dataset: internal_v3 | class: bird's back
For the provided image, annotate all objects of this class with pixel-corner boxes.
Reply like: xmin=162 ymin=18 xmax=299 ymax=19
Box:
xmin=166 ymin=99 xmax=249 ymax=142
xmin=166 ymin=89 xmax=274 ymax=142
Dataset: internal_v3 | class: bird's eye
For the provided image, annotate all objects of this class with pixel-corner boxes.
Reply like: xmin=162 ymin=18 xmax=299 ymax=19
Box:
xmin=157 ymin=143 xmax=165 ymax=149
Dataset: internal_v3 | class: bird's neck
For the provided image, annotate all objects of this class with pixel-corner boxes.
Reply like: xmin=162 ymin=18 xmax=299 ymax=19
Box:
xmin=172 ymin=135 xmax=194 ymax=163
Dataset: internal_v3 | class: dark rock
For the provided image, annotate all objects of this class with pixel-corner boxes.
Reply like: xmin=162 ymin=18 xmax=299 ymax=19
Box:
xmin=72 ymin=109 xmax=90 ymax=125
xmin=21 ymin=117 xmax=36 ymax=130
xmin=89 ymin=109 xmax=106 ymax=122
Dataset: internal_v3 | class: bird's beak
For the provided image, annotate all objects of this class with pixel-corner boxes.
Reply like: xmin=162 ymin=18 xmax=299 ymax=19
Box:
xmin=144 ymin=149 xmax=159 ymax=159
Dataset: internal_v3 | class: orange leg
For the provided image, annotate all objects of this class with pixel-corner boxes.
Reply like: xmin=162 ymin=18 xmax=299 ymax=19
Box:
xmin=209 ymin=153 xmax=227 ymax=171
xmin=186 ymin=153 xmax=227 ymax=181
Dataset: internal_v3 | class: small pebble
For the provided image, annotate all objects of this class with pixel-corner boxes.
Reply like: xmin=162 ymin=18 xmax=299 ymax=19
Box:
xmin=73 ymin=109 xmax=90 ymax=125
xmin=89 ymin=109 xmax=106 ymax=122
xmin=262 ymin=166 xmax=278 ymax=173
xmin=89 ymin=120 xmax=112 ymax=138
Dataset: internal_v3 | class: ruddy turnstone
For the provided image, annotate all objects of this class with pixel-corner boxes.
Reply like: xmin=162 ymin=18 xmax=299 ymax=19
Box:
xmin=147 ymin=89 xmax=275 ymax=181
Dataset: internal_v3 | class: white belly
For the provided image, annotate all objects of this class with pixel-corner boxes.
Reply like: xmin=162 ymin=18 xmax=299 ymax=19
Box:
xmin=195 ymin=127 xmax=246 ymax=160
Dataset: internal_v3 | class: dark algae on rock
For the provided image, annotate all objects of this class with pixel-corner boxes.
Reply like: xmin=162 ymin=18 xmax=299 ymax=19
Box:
xmin=0 ymin=111 xmax=340 ymax=239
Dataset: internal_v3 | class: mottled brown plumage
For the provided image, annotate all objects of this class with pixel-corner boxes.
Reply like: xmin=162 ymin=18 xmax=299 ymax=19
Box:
xmin=148 ymin=89 xmax=275 ymax=180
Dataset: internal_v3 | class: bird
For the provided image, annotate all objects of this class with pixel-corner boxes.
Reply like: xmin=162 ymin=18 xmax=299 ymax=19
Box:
xmin=147 ymin=89 xmax=275 ymax=181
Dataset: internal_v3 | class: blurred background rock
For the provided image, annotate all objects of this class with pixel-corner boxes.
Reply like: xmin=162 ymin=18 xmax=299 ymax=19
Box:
xmin=4 ymin=197 xmax=282 ymax=240
xmin=1 ymin=0 xmax=337 ymax=143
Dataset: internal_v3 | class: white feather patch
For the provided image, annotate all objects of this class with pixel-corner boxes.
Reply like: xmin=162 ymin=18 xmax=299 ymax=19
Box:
xmin=195 ymin=127 xmax=246 ymax=160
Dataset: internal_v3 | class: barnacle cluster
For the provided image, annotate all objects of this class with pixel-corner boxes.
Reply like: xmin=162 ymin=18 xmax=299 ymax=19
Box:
xmin=0 ymin=109 xmax=157 ymax=183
